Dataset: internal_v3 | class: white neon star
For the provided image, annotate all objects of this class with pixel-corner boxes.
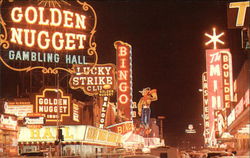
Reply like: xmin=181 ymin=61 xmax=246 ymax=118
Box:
xmin=205 ymin=28 xmax=224 ymax=49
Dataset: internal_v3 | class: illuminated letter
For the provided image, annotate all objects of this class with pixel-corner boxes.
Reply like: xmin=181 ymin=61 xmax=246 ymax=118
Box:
xmin=25 ymin=6 xmax=38 ymax=24
xmin=24 ymin=29 xmax=36 ymax=47
xmin=75 ymin=13 xmax=86 ymax=29
xmin=42 ymin=128 xmax=54 ymax=139
xmin=38 ymin=31 xmax=50 ymax=49
xmin=212 ymin=96 xmax=221 ymax=109
xmin=118 ymin=46 xmax=128 ymax=56
xmin=11 ymin=7 xmax=23 ymax=23
xmin=65 ymin=33 xmax=76 ymax=50
xmin=30 ymin=129 xmax=41 ymax=139
xmin=119 ymin=94 xmax=128 ymax=104
xmin=10 ymin=28 xmax=23 ymax=45
xmin=50 ymin=8 xmax=62 ymax=26
xmin=118 ymin=70 xmax=128 ymax=80
xmin=64 ymin=127 xmax=73 ymax=139
xmin=8 ymin=50 xmax=15 ymax=60
xmin=76 ymin=34 xmax=86 ymax=49
xmin=210 ymin=65 xmax=221 ymax=76
xmin=52 ymin=32 xmax=64 ymax=50
xmin=230 ymin=1 xmax=250 ymax=26
xmin=120 ymin=58 xmax=126 ymax=68
xmin=63 ymin=10 xmax=74 ymax=28
xmin=119 ymin=82 xmax=128 ymax=92
xmin=38 ymin=7 xmax=49 ymax=25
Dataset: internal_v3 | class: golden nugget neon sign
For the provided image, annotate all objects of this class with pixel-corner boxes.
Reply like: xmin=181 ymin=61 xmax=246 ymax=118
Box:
xmin=35 ymin=88 xmax=71 ymax=122
xmin=0 ymin=0 xmax=98 ymax=74
xmin=10 ymin=6 xmax=87 ymax=50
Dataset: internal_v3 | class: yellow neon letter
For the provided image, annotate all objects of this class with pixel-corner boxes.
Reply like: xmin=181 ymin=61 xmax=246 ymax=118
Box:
xmin=119 ymin=94 xmax=128 ymax=104
xmin=38 ymin=7 xmax=49 ymax=25
xmin=118 ymin=46 xmax=128 ymax=56
xmin=37 ymin=31 xmax=50 ymax=49
xmin=63 ymin=10 xmax=74 ymax=28
xmin=118 ymin=70 xmax=128 ymax=80
xmin=24 ymin=29 xmax=36 ymax=47
xmin=50 ymin=8 xmax=62 ymax=26
xmin=42 ymin=128 xmax=54 ymax=139
xmin=75 ymin=13 xmax=86 ymax=29
xmin=230 ymin=1 xmax=250 ymax=26
xmin=119 ymin=82 xmax=128 ymax=92
xmin=11 ymin=7 xmax=23 ymax=23
xmin=65 ymin=33 xmax=76 ymax=50
xmin=30 ymin=129 xmax=41 ymax=139
xmin=210 ymin=65 xmax=221 ymax=76
xmin=76 ymin=34 xmax=86 ymax=49
xmin=10 ymin=28 xmax=23 ymax=45
xmin=25 ymin=6 xmax=38 ymax=24
xmin=52 ymin=32 xmax=64 ymax=50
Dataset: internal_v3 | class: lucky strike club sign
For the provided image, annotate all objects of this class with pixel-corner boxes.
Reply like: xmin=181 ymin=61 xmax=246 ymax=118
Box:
xmin=0 ymin=0 xmax=97 ymax=73
xmin=69 ymin=64 xmax=116 ymax=96
xmin=35 ymin=88 xmax=71 ymax=122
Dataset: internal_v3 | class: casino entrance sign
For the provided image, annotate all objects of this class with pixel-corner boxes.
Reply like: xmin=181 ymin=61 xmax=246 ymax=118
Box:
xmin=0 ymin=0 xmax=98 ymax=74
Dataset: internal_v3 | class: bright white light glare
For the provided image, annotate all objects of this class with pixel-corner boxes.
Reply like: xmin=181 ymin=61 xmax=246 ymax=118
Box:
xmin=205 ymin=28 xmax=225 ymax=49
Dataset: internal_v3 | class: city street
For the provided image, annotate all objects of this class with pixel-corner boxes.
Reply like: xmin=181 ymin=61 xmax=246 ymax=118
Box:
xmin=0 ymin=0 xmax=249 ymax=157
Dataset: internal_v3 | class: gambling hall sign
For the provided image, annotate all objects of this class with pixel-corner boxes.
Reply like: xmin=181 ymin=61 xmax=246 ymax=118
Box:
xmin=0 ymin=0 xmax=98 ymax=73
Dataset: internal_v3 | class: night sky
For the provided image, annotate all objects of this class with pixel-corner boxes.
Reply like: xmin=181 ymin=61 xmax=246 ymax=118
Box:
xmin=91 ymin=0 xmax=247 ymax=147
xmin=0 ymin=0 xmax=248 ymax=147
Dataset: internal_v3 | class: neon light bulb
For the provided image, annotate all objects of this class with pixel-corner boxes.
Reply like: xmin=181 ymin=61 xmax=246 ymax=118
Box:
xmin=205 ymin=28 xmax=224 ymax=49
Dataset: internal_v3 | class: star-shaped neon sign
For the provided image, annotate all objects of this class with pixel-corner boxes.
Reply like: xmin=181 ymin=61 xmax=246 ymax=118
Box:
xmin=205 ymin=28 xmax=224 ymax=49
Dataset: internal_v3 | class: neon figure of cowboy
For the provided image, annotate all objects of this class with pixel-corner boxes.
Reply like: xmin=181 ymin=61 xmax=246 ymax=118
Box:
xmin=138 ymin=87 xmax=158 ymax=128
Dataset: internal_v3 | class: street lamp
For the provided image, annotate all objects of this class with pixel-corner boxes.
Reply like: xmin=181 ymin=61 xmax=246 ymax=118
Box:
xmin=55 ymin=72 xmax=71 ymax=157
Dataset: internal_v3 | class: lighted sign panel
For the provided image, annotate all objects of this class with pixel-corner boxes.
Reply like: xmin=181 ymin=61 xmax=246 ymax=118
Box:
xmin=35 ymin=88 xmax=71 ymax=122
xmin=202 ymin=72 xmax=210 ymax=144
xmin=4 ymin=101 xmax=33 ymax=120
xmin=84 ymin=126 xmax=122 ymax=146
xmin=99 ymin=96 xmax=109 ymax=129
xmin=18 ymin=125 xmax=86 ymax=142
xmin=69 ymin=64 xmax=116 ymax=96
xmin=0 ymin=0 xmax=98 ymax=73
xmin=206 ymin=49 xmax=233 ymax=110
xmin=106 ymin=121 xmax=133 ymax=135
xmin=206 ymin=50 xmax=224 ymax=110
xmin=0 ymin=114 xmax=18 ymax=131
xmin=227 ymin=1 xmax=250 ymax=28
xmin=115 ymin=41 xmax=132 ymax=122
xmin=221 ymin=52 xmax=233 ymax=109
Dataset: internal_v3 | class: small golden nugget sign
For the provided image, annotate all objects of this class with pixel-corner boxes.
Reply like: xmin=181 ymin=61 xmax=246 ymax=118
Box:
xmin=35 ymin=88 xmax=71 ymax=122
xmin=0 ymin=0 xmax=97 ymax=73
xmin=69 ymin=64 xmax=116 ymax=96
